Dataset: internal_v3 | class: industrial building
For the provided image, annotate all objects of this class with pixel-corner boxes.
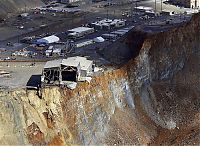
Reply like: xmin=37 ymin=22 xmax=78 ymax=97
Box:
xmin=174 ymin=0 xmax=200 ymax=8
xmin=45 ymin=45 xmax=67 ymax=57
xmin=41 ymin=56 xmax=93 ymax=86
xmin=68 ymin=27 xmax=94 ymax=39
xmin=134 ymin=6 xmax=158 ymax=16
xmin=134 ymin=6 xmax=153 ymax=13
xmin=75 ymin=39 xmax=94 ymax=48
xmin=36 ymin=35 xmax=60 ymax=45
xmin=102 ymin=33 xmax=118 ymax=40
xmin=91 ymin=19 xmax=126 ymax=30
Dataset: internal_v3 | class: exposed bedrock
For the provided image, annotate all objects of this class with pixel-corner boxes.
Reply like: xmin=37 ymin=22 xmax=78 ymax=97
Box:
xmin=0 ymin=13 xmax=199 ymax=145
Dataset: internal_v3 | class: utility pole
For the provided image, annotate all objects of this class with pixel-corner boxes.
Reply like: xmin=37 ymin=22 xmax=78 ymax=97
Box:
xmin=135 ymin=0 xmax=138 ymax=11
xmin=135 ymin=0 xmax=138 ymax=7
xmin=25 ymin=3 xmax=27 ymax=13
xmin=161 ymin=0 xmax=163 ymax=12
xmin=155 ymin=0 xmax=157 ymax=13
xmin=106 ymin=9 xmax=109 ymax=20
xmin=134 ymin=0 xmax=138 ymax=15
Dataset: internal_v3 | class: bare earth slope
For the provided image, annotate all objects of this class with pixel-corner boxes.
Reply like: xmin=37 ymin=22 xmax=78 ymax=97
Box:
xmin=0 ymin=0 xmax=44 ymax=18
xmin=0 ymin=13 xmax=199 ymax=145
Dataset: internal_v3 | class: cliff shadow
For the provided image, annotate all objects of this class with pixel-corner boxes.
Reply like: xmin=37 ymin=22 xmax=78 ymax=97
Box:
xmin=99 ymin=29 xmax=147 ymax=65
xmin=26 ymin=75 xmax=41 ymax=89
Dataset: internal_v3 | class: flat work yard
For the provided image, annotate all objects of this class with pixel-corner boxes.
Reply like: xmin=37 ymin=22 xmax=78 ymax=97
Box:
xmin=0 ymin=61 xmax=45 ymax=88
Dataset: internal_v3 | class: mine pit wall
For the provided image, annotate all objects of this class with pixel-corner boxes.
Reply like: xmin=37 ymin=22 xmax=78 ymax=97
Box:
xmin=101 ymin=30 xmax=147 ymax=65
xmin=128 ymin=12 xmax=200 ymax=145
xmin=0 ymin=69 xmax=156 ymax=145
xmin=0 ymin=14 xmax=200 ymax=145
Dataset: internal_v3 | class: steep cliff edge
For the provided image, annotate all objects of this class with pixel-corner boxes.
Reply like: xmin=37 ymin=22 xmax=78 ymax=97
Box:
xmin=0 ymin=13 xmax=199 ymax=145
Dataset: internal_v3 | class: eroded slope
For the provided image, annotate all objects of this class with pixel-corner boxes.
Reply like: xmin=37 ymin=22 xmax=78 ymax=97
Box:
xmin=0 ymin=13 xmax=199 ymax=145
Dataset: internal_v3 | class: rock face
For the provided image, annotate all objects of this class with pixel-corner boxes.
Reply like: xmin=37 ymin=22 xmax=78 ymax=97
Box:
xmin=0 ymin=13 xmax=200 ymax=145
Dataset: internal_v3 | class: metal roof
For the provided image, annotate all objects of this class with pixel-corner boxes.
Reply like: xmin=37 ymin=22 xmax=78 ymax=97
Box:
xmin=44 ymin=56 xmax=93 ymax=70
xmin=122 ymin=26 xmax=134 ymax=30
xmin=135 ymin=6 xmax=153 ymax=11
xmin=44 ymin=59 xmax=62 ymax=69
xmin=92 ymin=19 xmax=126 ymax=27
xmin=45 ymin=50 xmax=53 ymax=53
xmin=63 ymin=56 xmax=93 ymax=70
xmin=37 ymin=35 xmax=60 ymax=44
xmin=68 ymin=27 xmax=94 ymax=33
xmin=102 ymin=33 xmax=118 ymax=37
xmin=61 ymin=58 xmax=80 ymax=67
xmin=117 ymin=29 xmax=129 ymax=33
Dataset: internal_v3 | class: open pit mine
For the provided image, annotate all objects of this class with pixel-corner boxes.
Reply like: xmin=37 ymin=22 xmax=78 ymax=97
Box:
xmin=0 ymin=1 xmax=200 ymax=146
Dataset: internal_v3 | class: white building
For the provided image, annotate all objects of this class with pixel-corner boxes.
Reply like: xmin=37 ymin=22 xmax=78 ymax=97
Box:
xmin=91 ymin=19 xmax=126 ymax=30
xmin=65 ymin=56 xmax=93 ymax=77
xmin=42 ymin=56 xmax=93 ymax=85
xmin=37 ymin=35 xmax=60 ymax=45
xmin=45 ymin=45 xmax=67 ymax=57
xmin=184 ymin=8 xmax=199 ymax=14
xmin=134 ymin=6 xmax=153 ymax=12
xmin=68 ymin=27 xmax=94 ymax=39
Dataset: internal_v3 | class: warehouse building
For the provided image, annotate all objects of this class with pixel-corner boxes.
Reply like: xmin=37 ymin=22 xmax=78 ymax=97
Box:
xmin=102 ymin=33 xmax=118 ymax=40
xmin=91 ymin=19 xmax=126 ymax=30
xmin=36 ymin=35 xmax=60 ymax=45
xmin=45 ymin=45 xmax=67 ymax=57
xmin=68 ymin=27 xmax=94 ymax=39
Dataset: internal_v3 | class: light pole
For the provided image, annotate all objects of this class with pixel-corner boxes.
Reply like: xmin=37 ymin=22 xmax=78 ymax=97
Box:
xmin=25 ymin=3 xmax=27 ymax=13
xmin=135 ymin=0 xmax=138 ymax=12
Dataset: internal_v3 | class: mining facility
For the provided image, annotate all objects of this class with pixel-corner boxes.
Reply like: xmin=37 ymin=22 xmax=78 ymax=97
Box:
xmin=0 ymin=0 xmax=199 ymax=145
